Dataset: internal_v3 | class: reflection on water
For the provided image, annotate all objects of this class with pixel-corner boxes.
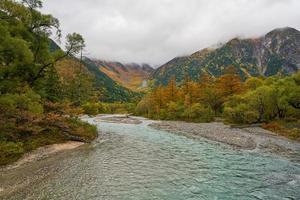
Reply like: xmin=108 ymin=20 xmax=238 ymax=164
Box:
xmin=1 ymin=117 xmax=300 ymax=200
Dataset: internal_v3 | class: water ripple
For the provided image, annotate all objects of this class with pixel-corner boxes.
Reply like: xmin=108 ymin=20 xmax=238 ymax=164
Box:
xmin=1 ymin=118 xmax=300 ymax=200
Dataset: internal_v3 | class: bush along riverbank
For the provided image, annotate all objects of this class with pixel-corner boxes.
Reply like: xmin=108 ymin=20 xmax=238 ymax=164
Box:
xmin=0 ymin=1 xmax=100 ymax=166
xmin=0 ymin=91 xmax=97 ymax=166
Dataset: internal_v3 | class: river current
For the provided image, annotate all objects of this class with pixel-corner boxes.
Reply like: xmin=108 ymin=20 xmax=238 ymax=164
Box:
xmin=1 ymin=116 xmax=300 ymax=199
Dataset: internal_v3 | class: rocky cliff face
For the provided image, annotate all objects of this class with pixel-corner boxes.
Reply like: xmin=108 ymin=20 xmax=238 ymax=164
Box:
xmin=152 ymin=27 xmax=300 ymax=85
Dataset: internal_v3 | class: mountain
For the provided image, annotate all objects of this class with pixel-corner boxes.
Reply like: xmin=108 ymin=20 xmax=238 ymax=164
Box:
xmin=49 ymin=39 xmax=61 ymax=53
xmin=49 ymin=40 xmax=140 ymax=102
xmin=82 ymin=58 xmax=141 ymax=102
xmin=152 ymin=27 xmax=300 ymax=85
xmin=92 ymin=60 xmax=154 ymax=91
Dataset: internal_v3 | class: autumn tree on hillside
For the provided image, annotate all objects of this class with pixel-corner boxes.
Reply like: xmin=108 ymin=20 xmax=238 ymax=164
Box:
xmin=164 ymin=76 xmax=178 ymax=103
xmin=198 ymin=71 xmax=213 ymax=86
xmin=216 ymin=66 xmax=243 ymax=98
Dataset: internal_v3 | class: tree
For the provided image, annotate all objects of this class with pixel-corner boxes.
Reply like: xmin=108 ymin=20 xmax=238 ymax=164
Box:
xmin=164 ymin=76 xmax=178 ymax=103
xmin=198 ymin=71 xmax=213 ymax=86
xmin=0 ymin=0 xmax=85 ymax=95
xmin=216 ymin=65 xmax=242 ymax=98
xmin=244 ymin=77 xmax=264 ymax=90
xmin=288 ymin=88 xmax=300 ymax=109
xmin=65 ymin=33 xmax=85 ymax=57
xmin=201 ymin=87 xmax=224 ymax=115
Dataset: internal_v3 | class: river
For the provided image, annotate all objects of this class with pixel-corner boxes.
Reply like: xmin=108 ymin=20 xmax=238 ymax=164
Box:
xmin=1 ymin=116 xmax=300 ymax=199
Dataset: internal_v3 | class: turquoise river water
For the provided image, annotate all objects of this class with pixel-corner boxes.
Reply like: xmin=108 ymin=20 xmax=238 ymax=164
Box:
xmin=1 ymin=117 xmax=300 ymax=200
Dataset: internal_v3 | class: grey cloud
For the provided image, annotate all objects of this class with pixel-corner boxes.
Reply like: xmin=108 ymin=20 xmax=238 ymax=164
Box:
xmin=42 ymin=0 xmax=300 ymax=66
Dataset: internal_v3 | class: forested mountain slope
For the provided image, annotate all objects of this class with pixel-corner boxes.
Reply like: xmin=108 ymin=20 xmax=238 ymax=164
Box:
xmin=152 ymin=27 xmax=300 ymax=85
xmin=82 ymin=58 xmax=141 ymax=102
xmin=50 ymin=40 xmax=139 ymax=102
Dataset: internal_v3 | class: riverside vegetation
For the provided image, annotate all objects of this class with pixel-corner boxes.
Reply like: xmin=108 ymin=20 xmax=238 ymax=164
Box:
xmin=0 ymin=0 xmax=98 ymax=165
xmin=135 ymin=68 xmax=300 ymax=140
xmin=0 ymin=0 xmax=299 ymax=167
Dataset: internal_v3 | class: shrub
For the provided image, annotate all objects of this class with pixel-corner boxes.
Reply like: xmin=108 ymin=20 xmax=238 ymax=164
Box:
xmin=166 ymin=101 xmax=184 ymax=120
xmin=44 ymin=101 xmax=84 ymax=116
xmin=224 ymin=103 xmax=259 ymax=124
xmin=67 ymin=118 xmax=98 ymax=141
xmin=17 ymin=89 xmax=44 ymax=114
xmin=262 ymin=121 xmax=300 ymax=141
xmin=262 ymin=122 xmax=281 ymax=132
xmin=0 ymin=142 xmax=24 ymax=165
xmin=0 ymin=89 xmax=44 ymax=116
xmin=183 ymin=103 xmax=214 ymax=122
xmin=82 ymin=102 xmax=101 ymax=115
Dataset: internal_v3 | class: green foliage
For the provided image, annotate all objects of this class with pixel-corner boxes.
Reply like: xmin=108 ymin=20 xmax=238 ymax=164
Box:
xmin=139 ymin=69 xmax=299 ymax=140
xmin=0 ymin=1 xmax=99 ymax=166
xmin=0 ymin=0 xmax=84 ymax=97
xmin=224 ymin=73 xmax=300 ymax=124
xmin=244 ymin=77 xmax=264 ymax=90
xmin=82 ymin=102 xmax=103 ymax=115
xmin=224 ymin=103 xmax=259 ymax=124
xmin=0 ymin=88 xmax=43 ymax=115
xmin=82 ymin=102 xmax=137 ymax=115
xmin=65 ymin=33 xmax=85 ymax=56
xmin=166 ymin=101 xmax=184 ymax=120
xmin=183 ymin=103 xmax=214 ymax=122
xmin=66 ymin=118 xmax=97 ymax=141
xmin=0 ymin=142 xmax=24 ymax=165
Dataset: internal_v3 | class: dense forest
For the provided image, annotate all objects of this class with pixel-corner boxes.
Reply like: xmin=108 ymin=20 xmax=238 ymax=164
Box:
xmin=0 ymin=0 xmax=100 ymax=165
xmin=136 ymin=67 xmax=300 ymax=140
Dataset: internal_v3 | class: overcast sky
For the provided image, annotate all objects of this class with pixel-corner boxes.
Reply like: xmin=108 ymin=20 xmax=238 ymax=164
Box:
xmin=42 ymin=0 xmax=300 ymax=66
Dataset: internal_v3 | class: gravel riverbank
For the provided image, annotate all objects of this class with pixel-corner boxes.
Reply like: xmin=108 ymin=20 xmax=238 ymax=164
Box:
xmin=149 ymin=121 xmax=300 ymax=160
xmin=0 ymin=141 xmax=85 ymax=197
xmin=92 ymin=114 xmax=142 ymax=124
xmin=1 ymin=141 xmax=84 ymax=171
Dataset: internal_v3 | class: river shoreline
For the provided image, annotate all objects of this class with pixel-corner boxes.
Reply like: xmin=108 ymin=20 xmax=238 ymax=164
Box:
xmin=0 ymin=141 xmax=85 ymax=197
xmin=149 ymin=120 xmax=300 ymax=161
xmin=3 ymin=115 xmax=299 ymax=171
xmin=1 ymin=115 xmax=300 ymax=199
xmin=1 ymin=141 xmax=85 ymax=171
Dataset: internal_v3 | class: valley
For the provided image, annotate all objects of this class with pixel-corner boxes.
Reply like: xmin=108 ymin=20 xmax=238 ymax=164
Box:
xmin=0 ymin=0 xmax=300 ymax=199
xmin=94 ymin=59 xmax=153 ymax=91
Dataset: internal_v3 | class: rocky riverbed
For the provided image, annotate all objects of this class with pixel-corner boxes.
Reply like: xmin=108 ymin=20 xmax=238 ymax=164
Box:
xmin=82 ymin=114 xmax=142 ymax=124
xmin=149 ymin=121 xmax=300 ymax=161
xmin=1 ymin=115 xmax=300 ymax=200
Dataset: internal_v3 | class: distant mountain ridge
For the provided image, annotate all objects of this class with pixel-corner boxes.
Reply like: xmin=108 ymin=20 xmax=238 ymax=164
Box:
xmin=152 ymin=27 xmax=300 ymax=85
xmin=49 ymin=40 xmax=139 ymax=102
xmin=92 ymin=59 xmax=154 ymax=91
xmin=82 ymin=58 xmax=141 ymax=102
